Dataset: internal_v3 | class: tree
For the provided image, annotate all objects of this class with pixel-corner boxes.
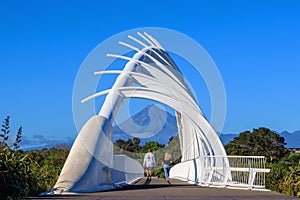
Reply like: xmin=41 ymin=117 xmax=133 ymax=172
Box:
xmin=141 ymin=141 xmax=165 ymax=153
xmin=0 ymin=116 xmax=36 ymax=199
xmin=0 ymin=116 xmax=10 ymax=149
xmin=13 ymin=126 xmax=22 ymax=150
xmin=0 ymin=116 xmax=23 ymax=151
xmin=114 ymin=137 xmax=141 ymax=153
xmin=280 ymin=160 xmax=300 ymax=197
xmin=132 ymin=137 xmax=141 ymax=152
xmin=115 ymin=139 xmax=125 ymax=149
xmin=225 ymin=127 xmax=288 ymax=162
xmin=266 ymin=153 xmax=300 ymax=196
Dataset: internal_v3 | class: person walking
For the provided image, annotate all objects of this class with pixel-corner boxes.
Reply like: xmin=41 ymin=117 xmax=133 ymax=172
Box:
xmin=162 ymin=152 xmax=172 ymax=184
xmin=143 ymin=148 xmax=156 ymax=181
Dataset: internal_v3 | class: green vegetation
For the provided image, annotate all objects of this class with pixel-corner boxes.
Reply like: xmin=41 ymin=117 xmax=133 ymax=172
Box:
xmin=0 ymin=115 xmax=180 ymax=199
xmin=225 ymin=127 xmax=288 ymax=162
xmin=0 ymin=116 xmax=69 ymax=199
xmin=1 ymin=117 xmax=299 ymax=198
xmin=114 ymin=135 xmax=181 ymax=178
xmin=225 ymin=127 xmax=300 ymax=197
xmin=266 ymin=153 xmax=300 ymax=196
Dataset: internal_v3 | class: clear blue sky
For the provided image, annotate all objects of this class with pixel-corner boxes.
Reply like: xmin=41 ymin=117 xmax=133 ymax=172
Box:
xmin=1 ymin=0 xmax=299 ymax=148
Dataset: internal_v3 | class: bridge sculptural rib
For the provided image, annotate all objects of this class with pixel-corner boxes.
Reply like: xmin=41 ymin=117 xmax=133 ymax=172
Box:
xmin=49 ymin=32 xmax=229 ymax=194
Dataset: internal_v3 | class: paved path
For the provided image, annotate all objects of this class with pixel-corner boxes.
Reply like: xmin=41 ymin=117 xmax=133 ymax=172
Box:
xmin=29 ymin=178 xmax=298 ymax=200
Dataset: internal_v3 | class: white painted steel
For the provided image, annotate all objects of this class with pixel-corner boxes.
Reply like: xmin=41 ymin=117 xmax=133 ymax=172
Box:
xmin=50 ymin=32 xmax=268 ymax=194
xmin=111 ymin=155 xmax=144 ymax=186
xmin=144 ymin=32 xmax=165 ymax=50
xmin=170 ymin=156 xmax=270 ymax=189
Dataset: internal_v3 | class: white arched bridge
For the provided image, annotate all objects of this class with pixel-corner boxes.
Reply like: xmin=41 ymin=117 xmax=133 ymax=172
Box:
xmin=46 ymin=32 xmax=269 ymax=195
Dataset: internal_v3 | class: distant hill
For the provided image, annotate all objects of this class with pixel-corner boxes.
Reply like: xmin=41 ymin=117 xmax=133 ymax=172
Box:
xmin=20 ymin=135 xmax=74 ymax=151
xmin=113 ymin=104 xmax=300 ymax=148
xmin=22 ymin=104 xmax=300 ymax=150
xmin=279 ymin=130 xmax=300 ymax=148
xmin=113 ymin=104 xmax=178 ymax=145
xmin=113 ymin=105 xmax=242 ymax=146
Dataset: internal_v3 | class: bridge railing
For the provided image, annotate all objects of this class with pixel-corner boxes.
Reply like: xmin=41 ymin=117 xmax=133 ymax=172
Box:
xmin=170 ymin=155 xmax=270 ymax=190
xmin=111 ymin=155 xmax=144 ymax=186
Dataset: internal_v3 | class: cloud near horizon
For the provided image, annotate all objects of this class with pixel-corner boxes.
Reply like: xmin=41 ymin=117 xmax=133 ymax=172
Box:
xmin=20 ymin=134 xmax=75 ymax=150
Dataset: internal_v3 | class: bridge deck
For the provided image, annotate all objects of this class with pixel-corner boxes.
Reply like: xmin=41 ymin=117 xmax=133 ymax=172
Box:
xmin=31 ymin=177 xmax=298 ymax=200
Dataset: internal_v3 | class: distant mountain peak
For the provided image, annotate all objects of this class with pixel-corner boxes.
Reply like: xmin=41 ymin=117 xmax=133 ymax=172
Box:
xmin=113 ymin=104 xmax=300 ymax=148
xmin=292 ymin=130 xmax=300 ymax=135
xmin=279 ymin=130 xmax=300 ymax=148
xmin=113 ymin=104 xmax=177 ymax=144
xmin=281 ymin=130 xmax=291 ymax=135
xmin=131 ymin=104 xmax=167 ymax=126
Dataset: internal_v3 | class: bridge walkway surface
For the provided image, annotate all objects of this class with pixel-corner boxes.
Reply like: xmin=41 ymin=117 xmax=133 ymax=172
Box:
xmin=28 ymin=177 xmax=298 ymax=200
